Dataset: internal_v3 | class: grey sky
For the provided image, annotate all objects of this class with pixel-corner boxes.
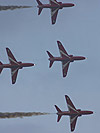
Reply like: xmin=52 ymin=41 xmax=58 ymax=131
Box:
xmin=0 ymin=0 xmax=100 ymax=132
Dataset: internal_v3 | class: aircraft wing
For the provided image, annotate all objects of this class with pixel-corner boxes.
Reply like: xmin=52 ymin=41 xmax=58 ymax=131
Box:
xmin=49 ymin=0 xmax=59 ymax=6
xmin=11 ymin=67 xmax=19 ymax=84
xmin=57 ymin=41 xmax=69 ymax=58
xmin=70 ymin=115 xmax=78 ymax=132
xmin=65 ymin=95 xmax=78 ymax=113
xmin=62 ymin=61 xmax=70 ymax=77
xmin=51 ymin=8 xmax=59 ymax=24
xmin=6 ymin=48 xmax=18 ymax=65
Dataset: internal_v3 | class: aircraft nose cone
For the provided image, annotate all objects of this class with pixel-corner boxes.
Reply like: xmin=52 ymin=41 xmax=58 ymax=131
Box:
xmin=83 ymin=57 xmax=86 ymax=60
xmin=69 ymin=3 xmax=75 ymax=7
xmin=32 ymin=63 xmax=35 ymax=66
xmin=90 ymin=111 xmax=93 ymax=114
xmin=80 ymin=56 xmax=86 ymax=60
xmin=29 ymin=63 xmax=35 ymax=66
xmin=88 ymin=111 xmax=93 ymax=114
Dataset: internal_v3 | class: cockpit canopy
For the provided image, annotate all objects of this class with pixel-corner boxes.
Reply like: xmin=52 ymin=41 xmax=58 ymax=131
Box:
xmin=77 ymin=109 xmax=81 ymax=112
xmin=69 ymin=55 xmax=73 ymax=57
xmin=18 ymin=61 xmax=22 ymax=64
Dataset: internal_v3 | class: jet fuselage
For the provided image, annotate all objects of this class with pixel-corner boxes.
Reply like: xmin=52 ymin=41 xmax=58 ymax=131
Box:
xmin=48 ymin=56 xmax=85 ymax=62
xmin=0 ymin=63 xmax=34 ymax=69
xmin=57 ymin=110 xmax=93 ymax=116
xmin=37 ymin=3 xmax=74 ymax=9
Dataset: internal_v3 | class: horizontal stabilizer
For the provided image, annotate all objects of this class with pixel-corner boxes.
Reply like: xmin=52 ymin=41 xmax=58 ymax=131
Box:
xmin=47 ymin=51 xmax=54 ymax=58
xmin=38 ymin=7 xmax=43 ymax=15
xmin=55 ymin=105 xmax=62 ymax=113
xmin=57 ymin=115 xmax=62 ymax=122
xmin=47 ymin=51 xmax=54 ymax=68
xmin=55 ymin=105 xmax=62 ymax=122
xmin=49 ymin=60 xmax=54 ymax=68
xmin=36 ymin=0 xmax=43 ymax=15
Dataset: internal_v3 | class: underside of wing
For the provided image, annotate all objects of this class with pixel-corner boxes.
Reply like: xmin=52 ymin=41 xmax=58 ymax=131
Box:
xmin=70 ymin=115 xmax=78 ymax=132
xmin=6 ymin=48 xmax=18 ymax=65
xmin=51 ymin=8 xmax=59 ymax=24
xmin=11 ymin=67 xmax=19 ymax=84
xmin=65 ymin=95 xmax=77 ymax=113
xmin=57 ymin=41 xmax=69 ymax=58
xmin=62 ymin=61 xmax=70 ymax=77
xmin=49 ymin=0 xmax=59 ymax=6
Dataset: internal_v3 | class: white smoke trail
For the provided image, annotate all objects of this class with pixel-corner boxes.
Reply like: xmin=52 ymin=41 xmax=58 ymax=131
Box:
xmin=0 ymin=6 xmax=33 ymax=11
xmin=0 ymin=112 xmax=50 ymax=119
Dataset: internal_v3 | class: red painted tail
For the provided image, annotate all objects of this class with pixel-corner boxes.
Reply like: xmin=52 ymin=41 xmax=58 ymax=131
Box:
xmin=47 ymin=51 xmax=54 ymax=68
xmin=55 ymin=105 xmax=62 ymax=122
xmin=0 ymin=61 xmax=3 ymax=74
xmin=36 ymin=0 xmax=43 ymax=15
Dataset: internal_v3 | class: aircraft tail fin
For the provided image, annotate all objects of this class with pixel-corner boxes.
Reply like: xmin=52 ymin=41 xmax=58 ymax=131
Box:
xmin=47 ymin=51 xmax=54 ymax=68
xmin=55 ymin=105 xmax=62 ymax=122
xmin=0 ymin=61 xmax=3 ymax=74
xmin=36 ymin=0 xmax=43 ymax=15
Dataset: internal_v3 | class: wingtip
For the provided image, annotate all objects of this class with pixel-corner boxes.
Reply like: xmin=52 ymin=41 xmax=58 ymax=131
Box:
xmin=46 ymin=51 xmax=49 ymax=54
xmin=63 ymin=74 xmax=66 ymax=78
xmin=12 ymin=79 xmax=16 ymax=84
xmin=57 ymin=40 xmax=60 ymax=44
xmin=71 ymin=129 xmax=74 ymax=132
xmin=65 ymin=95 xmax=69 ymax=99
xmin=6 ymin=47 xmax=10 ymax=52
xmin=6 ymin=47 xmax=9 ymax=50
xmin=52 ymin=21 xmax=56 ymax=25
xmin=54 ymin=105 xmax=57 ymax=108
xmin=12 ymin=81 xmax=15 ymax=84
xmin=49 ymin=65 xmax=51 ymax=68
xmin=57 ymin=41 xmax=62 ymax=46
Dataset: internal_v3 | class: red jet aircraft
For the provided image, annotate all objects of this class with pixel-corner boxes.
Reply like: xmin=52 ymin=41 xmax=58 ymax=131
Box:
xmin=0 ymin=48 xmax=35 ymax=84
xmin=55 ymin=95 xmax=93 ymax=132
xmin=47 ymin=41 xmax=86 ymax=77
xmin=36 ymin=0 xmax=75 ymax=24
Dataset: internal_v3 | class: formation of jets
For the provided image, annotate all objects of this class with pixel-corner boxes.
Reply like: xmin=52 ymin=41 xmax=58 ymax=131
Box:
xmin=0 ymin=0 xmax=94 ymax=132
xmin=0 ymin=41 xmax=85 ymax=83
xmin=0 ymin=43 xmax=92 ymax=131
xmin=36 ymin=0 xmax=75 ymax=24
xmin=55 ymin=95 xmax=93 ymax=132
xmin=0 ymin=0 xmax=75 ymax=24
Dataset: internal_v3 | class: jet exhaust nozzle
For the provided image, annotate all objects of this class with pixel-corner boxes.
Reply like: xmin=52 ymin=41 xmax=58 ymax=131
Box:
xmin=47 ymin=51 xmax=54 ymax=68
